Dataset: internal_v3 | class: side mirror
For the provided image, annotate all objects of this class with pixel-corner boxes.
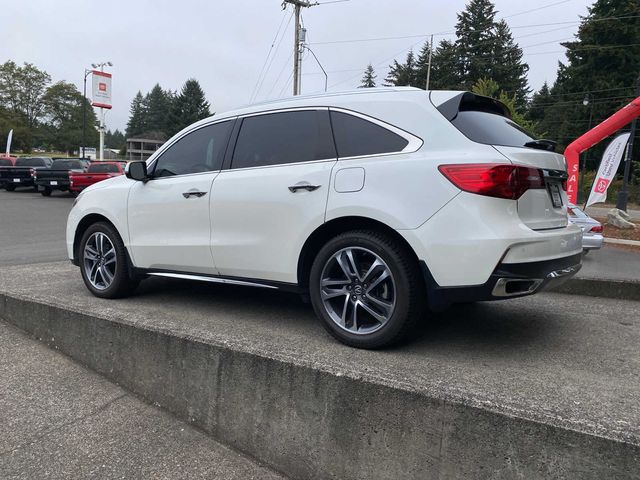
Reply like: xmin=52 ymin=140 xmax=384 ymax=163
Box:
xmin=125 ymin=161 xmax=148 ymax=181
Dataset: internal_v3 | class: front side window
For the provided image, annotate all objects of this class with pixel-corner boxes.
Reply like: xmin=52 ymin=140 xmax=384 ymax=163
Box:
xmin=0 ymin=159 xmax=12 ymax=166
xmin=330 ymin=111 xmax=409 ymax=158
xmin=153 ymin=121 xmax=232 ymax=177
xmin=232 ymin=110 xmax=336 ymax=169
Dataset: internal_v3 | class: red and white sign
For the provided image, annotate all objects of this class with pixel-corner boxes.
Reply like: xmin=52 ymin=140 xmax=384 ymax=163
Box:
xmin=91 ymin=70 xmax=112 ymax=109
xmin=585 ymin=132 xmax=630 ymax=207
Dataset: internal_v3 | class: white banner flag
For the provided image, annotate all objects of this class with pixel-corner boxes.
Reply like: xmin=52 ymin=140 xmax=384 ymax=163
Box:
xmin=91 ymin=70 xmax=112 ymax=109
xmin=586 ymin=132 xmax=630 ymax=207
xmin=6 ymin=129 xmax=12 ymax=156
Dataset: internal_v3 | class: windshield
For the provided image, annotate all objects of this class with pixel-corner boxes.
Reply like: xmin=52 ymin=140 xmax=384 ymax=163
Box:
xmin=16 ymin=158 xmax=47 ymax=167
xmin=451 ymin=110 xmax=536 ymax=147
xmin=88 ymin=163 xmax=120 ymax=173
xmin=52 ymin=160 xmax=83 ymax=170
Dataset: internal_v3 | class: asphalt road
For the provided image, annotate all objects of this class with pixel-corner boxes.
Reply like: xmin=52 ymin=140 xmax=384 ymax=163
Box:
xmin=0 ymin=189 xmax=72 ymax=266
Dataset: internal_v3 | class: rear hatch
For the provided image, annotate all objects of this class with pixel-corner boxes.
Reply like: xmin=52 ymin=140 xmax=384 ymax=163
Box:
xmin=432 ymin=92 xmax=568 ymax=230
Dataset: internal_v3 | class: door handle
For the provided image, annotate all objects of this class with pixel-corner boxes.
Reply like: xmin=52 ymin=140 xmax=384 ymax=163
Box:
xmin=182 ymin=190 xmax=207 ymax=199
xmin=288 ymin=182 xmax=321 ymax=193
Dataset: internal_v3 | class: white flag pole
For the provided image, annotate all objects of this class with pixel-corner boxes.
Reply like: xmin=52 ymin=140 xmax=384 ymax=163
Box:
xmin=6 ymin=129 xmax=13 ymax=156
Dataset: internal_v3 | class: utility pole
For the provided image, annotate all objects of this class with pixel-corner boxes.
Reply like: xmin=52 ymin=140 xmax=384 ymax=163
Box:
xmin=283 ymin=0 xmax=315 ymax=95
xmin=425 ymin=34 xmax=434 ymax=91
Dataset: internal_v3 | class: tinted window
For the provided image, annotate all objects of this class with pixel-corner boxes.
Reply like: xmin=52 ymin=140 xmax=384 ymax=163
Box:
xmin=16 ymin=158 xmax=47 ymax=167
xmin=52 ymin=160 xmax=83 ymax=170
xmin=232 ymin=110 xmax=336 ymax=169
xmin=88 ymin=163 xmax=120 ymax=173
xmin=450 ymin=111 xmax=535 ymax=147
xmin=330 ymin=111 xmax=409 ymax=158
xmin=154 ymin=121 xmax=232 ymax=177
xmin=0 ymin=159 xmax=12 ymax=166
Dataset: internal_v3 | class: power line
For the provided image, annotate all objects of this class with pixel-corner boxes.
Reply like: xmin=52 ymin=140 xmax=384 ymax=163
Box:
xmin=251 ymin=10 xmax=294 ymax=102
xmin=502 ymin=0 xmax=571 ymax=19
xmin=265 ymin=50 xmax=295 ymax=100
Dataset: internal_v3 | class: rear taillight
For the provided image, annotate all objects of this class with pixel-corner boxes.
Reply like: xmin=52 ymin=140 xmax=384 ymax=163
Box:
xmin=438 ymin=164 xmax=545 ymax=200
xmin=30 ymin=168 xmax=35 ymax=178
xmin=590 ymin=225 xmax=603 ymax=233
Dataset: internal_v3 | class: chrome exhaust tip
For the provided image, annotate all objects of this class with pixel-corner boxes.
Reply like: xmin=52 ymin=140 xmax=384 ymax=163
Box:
xmin=492 ymin=278 xmax=543 ymax=297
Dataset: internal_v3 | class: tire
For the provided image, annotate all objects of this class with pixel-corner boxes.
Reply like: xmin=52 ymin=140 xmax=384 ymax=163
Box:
xmin=41 ymin=187 xmax=52 ymax=196
xmin=309 ymin=230 xmax=425 ymax=349
xmin=5 ymin=185 xmax=15 ymax=192
xmin=79 ymin=222 xmax=139 ymax=298
xmin=70 ymin=190 xmax=78 ymax=197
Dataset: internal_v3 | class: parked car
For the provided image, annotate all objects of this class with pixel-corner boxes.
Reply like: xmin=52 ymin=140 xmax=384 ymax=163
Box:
xmin=34 ymin=158 xmax=87 ymax=196
xmin=0 ymin=156 xmax=53 ymax=191
xmin=69 ymin=161 xmax=127 ymax=195
xmin=568 ymin=204 xmax=604 ymax=253
xmin=67 ymin=88 xmax=583 ymax=348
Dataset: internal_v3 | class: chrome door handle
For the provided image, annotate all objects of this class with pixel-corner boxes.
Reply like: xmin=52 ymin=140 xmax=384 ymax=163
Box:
xmin=182 ymin=190 xmax=207 ymax=198
xmin=288 ymin=182 xmax=321 ymax=193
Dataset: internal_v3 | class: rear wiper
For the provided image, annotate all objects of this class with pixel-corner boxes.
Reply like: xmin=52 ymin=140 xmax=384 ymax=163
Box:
xmin=524 ymin=139 xmax=557 ymax=152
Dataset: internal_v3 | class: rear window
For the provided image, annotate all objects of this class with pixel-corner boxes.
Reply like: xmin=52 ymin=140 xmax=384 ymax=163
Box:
xmin=16 ymin=158 xmax=46 ymax=167
xmin=88 ymin=163 xmax=120 ymax=173
xmin=330 ymin=111 xmax=408 ymax=158
xmin=451 ymin=111 xmax=535 ymax=147
xmin=0 ymin=159 xmax=12 ymax=166
xmin=52 ymin=160 xmax=83 ymax=170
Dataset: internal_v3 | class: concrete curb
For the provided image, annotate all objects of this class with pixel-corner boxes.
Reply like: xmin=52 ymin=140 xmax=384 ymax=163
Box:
xmin=605 ymin=237 xmax=640 ymax=246
xmin=553 ymin=277 xmax=640 ymax=301
xmin=1 ymin=292 xmax=638 ymax=480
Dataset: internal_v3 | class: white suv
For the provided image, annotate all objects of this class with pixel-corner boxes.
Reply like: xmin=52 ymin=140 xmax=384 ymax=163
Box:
xmin=67 ymin=88 xmax=582 ymax=348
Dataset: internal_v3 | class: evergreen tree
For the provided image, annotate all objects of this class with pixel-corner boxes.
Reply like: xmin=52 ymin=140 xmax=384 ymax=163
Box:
xmin=526 ymin=82 xmax=552 ymax=125
xmin=125 ymin=91 xmax=146 ymax=138
xmin=428 ymin=40 xmax=463 ymax=90
xmin=143 ymin=84 xmax=173 ymax=136
xmin=385 ymin=49 xmax=418 ymax=87
xmin=359 ymin=64 xmax=377 ymax=88
xmin=105 ymin=128 xmax=126 ymax=150
xmin=537 ymin=0 xmax=640 ymax=155
xmin=491 ymin=20 xmax=530 ymax=108
xmin=169 ymin=79 xmax=211 ymax=135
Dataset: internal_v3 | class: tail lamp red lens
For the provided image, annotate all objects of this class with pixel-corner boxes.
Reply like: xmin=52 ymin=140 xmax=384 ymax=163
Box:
xmin=438 ymin=164 xmax=545 ymax=200
xmin=30 ymin=168 xmax=35 ymax=178
xmin=590 ymin=225 xmax=603 ymax=233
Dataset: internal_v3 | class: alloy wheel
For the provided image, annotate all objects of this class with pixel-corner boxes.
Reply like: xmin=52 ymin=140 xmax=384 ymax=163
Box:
xmin=319 ymin=247 xmax=396 ymax=335
xmin=83 ymin=232 xmax=117 ymax=290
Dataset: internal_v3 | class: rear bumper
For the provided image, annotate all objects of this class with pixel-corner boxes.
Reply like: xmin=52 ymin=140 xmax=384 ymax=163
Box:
xmin=36 ymin=180 xmax=70 ymax=190
xmin=1 ymin=178 xmax=33 ymax=187
xmin=582 ymin=233 xmax=604 ymax=250
xmin=422 ymin=253 xmax=582 ymax=308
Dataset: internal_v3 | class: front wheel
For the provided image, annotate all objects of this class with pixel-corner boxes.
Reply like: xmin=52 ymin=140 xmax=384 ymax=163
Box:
xmin=79 ymin=222 xmax=139 ymax=298
xmin=309 ymin=230 xmax=425 ymax=349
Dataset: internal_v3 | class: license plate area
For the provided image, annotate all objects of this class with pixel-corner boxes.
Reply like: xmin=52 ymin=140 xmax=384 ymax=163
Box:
xmin=50 ymin=180 xmax=58 ymax=185
xmin=13 ymin=178 xmax=20 ymax=183
xmin=547 ymin=181 xmax=563 ymax=208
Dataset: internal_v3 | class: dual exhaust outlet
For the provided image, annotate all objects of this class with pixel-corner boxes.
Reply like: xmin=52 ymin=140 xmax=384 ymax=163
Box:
xmin=491 ymin=265 xmax=581 ymax=298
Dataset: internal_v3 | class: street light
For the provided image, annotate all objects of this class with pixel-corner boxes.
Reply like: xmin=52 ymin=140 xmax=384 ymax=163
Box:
xmin=579 ymin=93 xmax=594 ymax=203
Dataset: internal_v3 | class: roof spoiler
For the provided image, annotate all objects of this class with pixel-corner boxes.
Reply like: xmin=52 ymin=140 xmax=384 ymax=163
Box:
xmin=436 ymin=92 xmax=512 ymax=121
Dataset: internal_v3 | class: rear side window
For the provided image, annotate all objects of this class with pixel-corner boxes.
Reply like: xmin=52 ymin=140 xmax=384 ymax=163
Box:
xmin=16 ymin=158 xmax=46 ymax=167
xmin=88 ymin=163 xmax=120 ymax=173
xmin=0 ymin=159 xmax=11 ymax=166
xmin=232 ymin=110 xmax=336 ymax=169
xmin=329 ymin=111 xmax=409 ymax=158
xmin=153 ymin=121 xmax=232 ymax=177
xmin=52 ymin=160 xmax=83 ymax=170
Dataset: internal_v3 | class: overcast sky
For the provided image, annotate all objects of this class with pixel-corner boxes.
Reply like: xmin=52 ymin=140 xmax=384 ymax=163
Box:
xmin=2 ymin=0 xmax=591 ymax=133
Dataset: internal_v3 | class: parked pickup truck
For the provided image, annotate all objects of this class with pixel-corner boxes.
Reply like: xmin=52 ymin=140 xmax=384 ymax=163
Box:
xmin=0 ymin=157 xmax=53 ymax=191
xmin=69 ymin=161 xmax=126 ymax=195
xmin=34 ymin=158 xmax=89 ymax=196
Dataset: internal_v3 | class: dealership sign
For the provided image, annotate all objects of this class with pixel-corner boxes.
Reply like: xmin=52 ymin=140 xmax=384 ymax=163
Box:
xmin=585 ymin=132 xmax=630 ymax=207
xmin=91 ymin=70 xmax=112 ymax=109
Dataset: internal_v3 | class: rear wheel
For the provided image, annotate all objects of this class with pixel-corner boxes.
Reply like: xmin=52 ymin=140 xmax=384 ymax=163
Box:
xmin=41 ymin=187 xmax=52 ymax=196
xmin=5 ymin=185 xmax=15 ymax=192
xmin=309 ymin=230 xmax=425 ymax=349
xmin=79 ymin=222 xmax=139 ymax=298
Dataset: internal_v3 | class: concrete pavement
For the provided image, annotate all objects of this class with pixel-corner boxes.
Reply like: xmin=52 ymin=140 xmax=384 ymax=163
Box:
xmin=0 ymin=320 xmax=285 ymax=480
xmin=586 ymin=205 xmax=640 ymax=221
xmin=578 ymin=244 xmax=640 ymax=282
xmin=1 ymin=261 xmax=639 ymax=478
